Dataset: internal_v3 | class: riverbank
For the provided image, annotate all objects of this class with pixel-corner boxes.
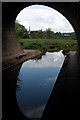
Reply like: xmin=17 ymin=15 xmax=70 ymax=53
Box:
xmin=18 ymin=38 xmax=77 ymax=55
xmin=2 ymin=48 xmax=76 ymax=71
xmin=2 ymin=50 xmax=41 ymax=70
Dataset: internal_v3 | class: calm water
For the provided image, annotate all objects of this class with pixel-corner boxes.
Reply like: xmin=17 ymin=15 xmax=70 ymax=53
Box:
xmin=16 ymin=51 xmax=65 ymax=119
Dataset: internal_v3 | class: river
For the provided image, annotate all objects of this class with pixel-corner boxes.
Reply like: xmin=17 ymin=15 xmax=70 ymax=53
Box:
xmin=16 ymin=50 xmax=65 ymax=120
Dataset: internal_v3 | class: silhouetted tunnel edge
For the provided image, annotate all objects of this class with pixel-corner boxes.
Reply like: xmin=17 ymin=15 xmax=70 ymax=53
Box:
xmin=2 ymin=2 xmax=80 ymax=59
xmin=2 ymin=2 xmax=80 ymax=120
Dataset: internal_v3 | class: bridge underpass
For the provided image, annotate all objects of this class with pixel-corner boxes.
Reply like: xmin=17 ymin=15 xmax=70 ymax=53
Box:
xmin=2 ymin=2 xmax=80 ymax=120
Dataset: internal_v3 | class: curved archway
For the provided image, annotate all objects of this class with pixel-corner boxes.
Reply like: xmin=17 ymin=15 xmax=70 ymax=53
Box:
xmin=15 ymin=4 xmax=78 ymax=120
xmin=2 ymin=2 xmax=80 ymax=120
xmin=3 ymin=2 xmax=80 ymax=59
xmin=16 ymin=4 xmax=74 ymax=33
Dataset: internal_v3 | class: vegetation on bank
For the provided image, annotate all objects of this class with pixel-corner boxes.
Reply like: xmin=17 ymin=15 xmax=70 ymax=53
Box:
xmin=15 ymin=21 xmax=77 ymax=55
xmin=18 ymin=38 xmax=77 ymax=54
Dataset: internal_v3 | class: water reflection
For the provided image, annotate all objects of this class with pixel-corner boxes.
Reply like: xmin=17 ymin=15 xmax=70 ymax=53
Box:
xmin=16 ymin=75 xmax=22 ymax=92
xmin=16 ymin=51 xmax=65 ymax=119
xmin=23 ymin=51 xmax=64 ymax=68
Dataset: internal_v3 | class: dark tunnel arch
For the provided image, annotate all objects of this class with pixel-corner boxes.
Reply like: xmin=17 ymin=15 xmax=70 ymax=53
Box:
xmin=2 ymin=2 xmax=80 ymax=120
xmin=2 ymin=2 xmax=80 ymax=59
xmin=15 ymin=4 xmax=78 ymax=120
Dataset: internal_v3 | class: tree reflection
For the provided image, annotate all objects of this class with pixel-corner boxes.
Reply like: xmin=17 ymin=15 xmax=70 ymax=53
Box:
xmin=16 ymin=73 xmax=22 ymax=92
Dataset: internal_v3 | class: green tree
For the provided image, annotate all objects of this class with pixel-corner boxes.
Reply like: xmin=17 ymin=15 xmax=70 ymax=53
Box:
xmin=71 ymin=32 xmax=77 ymax=40
xmin=45 ymin=28 xmax=54 ymax=39
xmin=37 ymin=29 xmax=44 ymax=38
xmin=15 ymin=21 xmax=29 ymax=38
xmin=54 ymin=32 xmax=63 ymax=39
xmin=31 ymin=30 xmax=46 ymax=39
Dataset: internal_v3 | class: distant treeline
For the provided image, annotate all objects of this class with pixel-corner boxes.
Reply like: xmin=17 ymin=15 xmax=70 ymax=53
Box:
xmin=15 ymin=21 xmax=77 ymax=40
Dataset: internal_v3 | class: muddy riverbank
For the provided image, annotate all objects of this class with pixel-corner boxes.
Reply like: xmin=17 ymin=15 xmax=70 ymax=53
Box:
xmin=2 ymin=49 xmax=41 ymax=70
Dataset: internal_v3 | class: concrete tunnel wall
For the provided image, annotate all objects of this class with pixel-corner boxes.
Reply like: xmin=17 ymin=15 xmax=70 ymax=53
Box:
xmin=2 ymin=2 xmax=80 ymax=61
xmin=2 ymin=2 xmax=80 ymax=120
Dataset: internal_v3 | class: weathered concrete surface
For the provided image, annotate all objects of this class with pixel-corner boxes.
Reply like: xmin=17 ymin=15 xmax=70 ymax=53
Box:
xmin=2 ymin=49 xmax=41 ymax=70
xmin=2 ymin=22 xmax=23 ymax=58
xmin=3 ymin=63 xmax=30 ymax=120
xmin=41 ymin=51 xmax=80 ymax=120
xmin=2 ymin=49 xmax=41 ymax=120
xmin=2 ymin=2 xmax=80 ymax=120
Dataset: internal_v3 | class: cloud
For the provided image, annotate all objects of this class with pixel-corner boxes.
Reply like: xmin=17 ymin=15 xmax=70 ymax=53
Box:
xmin=22 ymin=51 xmax=65 ymax=68
xmin=16 ymin=5 xmax=74 ymax=33
xmin=47 ymin=77 xmax=57 ymax=82
xmin=25 ymin=105 xmax=45 ymax=118
xmin=47 ymin=77 xmax=57 ymax=81
xmin=42 ymin=77 xmax=57 ymax=86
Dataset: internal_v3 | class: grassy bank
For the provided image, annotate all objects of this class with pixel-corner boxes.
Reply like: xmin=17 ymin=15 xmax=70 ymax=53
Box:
xmin=18 ymin=38 xmax=77 ymax=54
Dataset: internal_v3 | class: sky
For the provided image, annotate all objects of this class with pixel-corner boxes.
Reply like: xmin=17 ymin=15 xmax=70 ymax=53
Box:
xmin=16 ymin=5 xmax=74 ymax=33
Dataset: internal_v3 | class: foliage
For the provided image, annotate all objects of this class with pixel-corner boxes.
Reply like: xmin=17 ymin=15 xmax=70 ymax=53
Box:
xmin=15 ymin=21 xmax=29 ymax=38
xmin=15 ymin=21 xmax=77 ymax=40
xmin=18 ymin=38 xmax=77 ymax=54
xmin=30 ymin=28 xmax=54 ymax=39
xmin=71 ymin=32 xmax=77 ymax=40
xmin=45 ymin=28 xmax=54 ymax=39
xmin=15 ymin=21 xmax=77 ymax=55
xmin=54 ymin=32 xmax=63 ymax=39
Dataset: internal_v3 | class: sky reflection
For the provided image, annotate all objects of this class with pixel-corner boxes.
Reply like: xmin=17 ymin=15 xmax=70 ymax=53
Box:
xmin=22 ymin=51 xmax=64 ymax=68
xmin=25 ymin=105 xmax=45 ymax=118
xmin=16 ymin=51 xmax=65 ymax=119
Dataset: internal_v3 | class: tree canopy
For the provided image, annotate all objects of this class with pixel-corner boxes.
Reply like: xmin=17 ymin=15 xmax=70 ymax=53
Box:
xmin=15 ymin=21 xmax=29 ymax=38
xmin=15 ymin=21 xmax=76 ymax=40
